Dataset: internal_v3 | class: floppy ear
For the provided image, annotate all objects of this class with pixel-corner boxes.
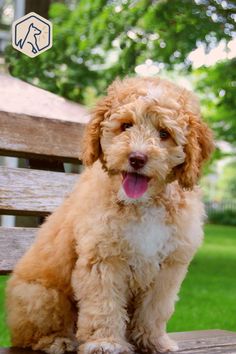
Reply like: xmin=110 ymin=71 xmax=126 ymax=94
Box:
xmin=173 ymin=115 xmax=214 ymax=189
xmin=82 ymin=96 xmax=112 ymax=166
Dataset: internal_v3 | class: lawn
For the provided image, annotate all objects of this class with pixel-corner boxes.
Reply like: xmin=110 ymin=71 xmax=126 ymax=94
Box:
xmin=0 ymin=224 xmax=236 ymax=346
xmin=0 ymin=275 xmax=9 ymax=346
xmin=168 ymin=224 xmax=236 ymax=332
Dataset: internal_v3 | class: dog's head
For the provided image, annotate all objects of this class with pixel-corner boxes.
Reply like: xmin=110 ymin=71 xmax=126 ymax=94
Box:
xmin=82 ymin=77 xmax=214 ymax=202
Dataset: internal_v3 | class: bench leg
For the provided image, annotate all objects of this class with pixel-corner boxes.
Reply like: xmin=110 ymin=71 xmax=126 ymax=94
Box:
xmin=6 ymin=275 xmax=78 ymax=354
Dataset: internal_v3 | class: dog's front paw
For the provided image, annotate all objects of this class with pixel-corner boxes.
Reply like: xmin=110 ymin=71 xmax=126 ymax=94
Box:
xmin=153 ymin=333 xmax=179 ymax=353
xmin=34 ymin=336 xmax=78 ymax=354
xmin=79 ymin=340 xmax=133 ymax=354
xmin=134 ymin=332 xmax=178 ymax=353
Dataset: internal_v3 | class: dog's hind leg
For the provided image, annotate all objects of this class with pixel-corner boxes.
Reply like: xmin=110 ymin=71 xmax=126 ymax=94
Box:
xmin=6 ymin=275 xmax=77 ymax=354
xmin=27 ymin=41 xmax=37 ymax=54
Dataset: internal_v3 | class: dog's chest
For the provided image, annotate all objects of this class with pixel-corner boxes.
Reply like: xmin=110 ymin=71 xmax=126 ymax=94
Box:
xmin=123 ymin=206 xmax=177 ymax=264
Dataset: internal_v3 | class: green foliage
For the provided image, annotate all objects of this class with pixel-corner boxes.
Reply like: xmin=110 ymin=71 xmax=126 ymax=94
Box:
xmin=4 ymin=0 xmax=236 ymax=149
xmin=205 ymin=160 xmax=236 ymax=224
xmin=217 ymin=161 xmax=236 ymax=199
xmin=195 ymin=59 xmax=236 ymax=144
xmin=207 ymin=209 xmax=236 ymax=226
xmin=5 ymin=0 xmax=236 ymax=104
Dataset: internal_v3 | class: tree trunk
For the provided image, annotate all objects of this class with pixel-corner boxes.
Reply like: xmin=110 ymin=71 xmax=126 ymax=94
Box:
xmin=25 ymin=0 xmax=51 ymax=19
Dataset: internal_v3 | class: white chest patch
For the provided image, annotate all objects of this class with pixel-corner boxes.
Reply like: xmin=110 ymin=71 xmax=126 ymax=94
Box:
xmin=123 ymin=206 xmax=178 ymax=263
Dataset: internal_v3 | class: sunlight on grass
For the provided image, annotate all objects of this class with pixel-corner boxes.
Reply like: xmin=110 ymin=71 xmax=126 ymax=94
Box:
xmin=0 ymin=224 xmax=235 ymax=346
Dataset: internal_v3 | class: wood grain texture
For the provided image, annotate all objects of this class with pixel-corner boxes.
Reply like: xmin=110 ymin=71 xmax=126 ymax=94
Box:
xmin=170 ymin=329 xmax=232 ymax=340
xmin=0 ymin=111 xmax=86 ymax=162
xmin=0 ymin=227 xmax=37 ymax=274
xmin=0 ymin=330 xmax=236 ymax=353
xmin=0 ymin=74 xmax=88 ymax=123
xmin=173 ymin=330 xmax=236 ymax=353
xmin=0 ymin=166 xmax=78 ymax=216
xmin=0 ymin=349 xmax=43 ymax=354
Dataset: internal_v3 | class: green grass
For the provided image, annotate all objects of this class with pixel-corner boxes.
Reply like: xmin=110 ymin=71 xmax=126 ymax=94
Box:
xmin=0 ymin=224 xmax=236 ymax=346
xmin=168 ymin=224 xmax=236 ymax=332
xmin=0 ymin=275 xmax=10 ymax=346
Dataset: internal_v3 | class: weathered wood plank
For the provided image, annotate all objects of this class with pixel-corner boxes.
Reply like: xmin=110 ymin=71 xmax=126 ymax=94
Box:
xmin=174 ymin=330 xmax=236 ymax=353
xmin=0 ymin=349 xmax=43 ymax=354
xmin=0 ymin=167 xmax=78 ymax=216
xmin=177 ymin=347 xmax=236 ymax=353
xmin=0 ymin=111 xmax=86 ymax=162
xmin=170 ymin=329 xmax=234 ymax=340
xmin=0 ymin=330 xmax=236 ymax=353
xmin=0 ymin=74 xmax=88 ymax=123
xmin=0 ymin=227 xmax=37 ymax=274
xmin=178 ymin=334 xmax=236 ymax=347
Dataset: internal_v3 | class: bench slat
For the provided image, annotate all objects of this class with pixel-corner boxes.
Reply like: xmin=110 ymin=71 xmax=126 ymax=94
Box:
xmin=170 ymin=329 xmax=235 ymax=340
xmin=172 ymin=330 xmax=236 ymax=353
xmin=0 ymin=166 xmax=78 ymax=216
xmin=0 ymin=330 xmax=236 ymax=353
xmin=0 ymin=111 xmax=86 ymax=162
xmin=0 ymin=349 xmax=43 ymax=354
xmin=0 ymin=74 xmax=88 ymax=124
xmin=0 ymin=227 xmax=37 ymax=274
xmin=0 ymin=349 xmax=44 ymax=354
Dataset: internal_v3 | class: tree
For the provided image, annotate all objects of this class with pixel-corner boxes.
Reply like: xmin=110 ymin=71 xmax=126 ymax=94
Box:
xmin=25 ymin=0 xmax=51 ymax=19
xmin=25 ymin=0 xmax=65 ymax=19
xmin=217 ymin=161 xmax=236 ymax=200
xmin=6 ymin=0 xmax=235 ymax=100
xmin=195 ymin=59 xmax=236 ymax=145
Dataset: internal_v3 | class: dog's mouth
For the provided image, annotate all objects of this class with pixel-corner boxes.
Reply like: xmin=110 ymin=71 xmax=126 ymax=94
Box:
xmin=122 ymin=172 xmax=150 ymax=199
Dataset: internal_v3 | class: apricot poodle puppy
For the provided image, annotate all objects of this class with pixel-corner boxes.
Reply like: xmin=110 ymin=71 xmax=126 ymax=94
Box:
xmin=6 ymin=77 xmax=214 ymax=354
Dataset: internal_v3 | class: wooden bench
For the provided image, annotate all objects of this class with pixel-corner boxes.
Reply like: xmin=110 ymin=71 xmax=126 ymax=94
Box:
xmin=0 ymin=75 xmax=236 ymax=354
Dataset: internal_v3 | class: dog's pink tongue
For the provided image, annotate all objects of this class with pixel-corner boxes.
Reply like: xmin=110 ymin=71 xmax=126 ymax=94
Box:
xmin=122 ymin=173 xmax=149 ymax=199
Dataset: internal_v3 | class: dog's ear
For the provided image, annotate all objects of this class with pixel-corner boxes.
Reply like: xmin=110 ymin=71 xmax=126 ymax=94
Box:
xmin=82 ymin=96 xmax=111 ymax=166
xmin=173 ymin=91 xmax=214 ymax=189
xmin=173 ymin=116 xmax=214 ymax=189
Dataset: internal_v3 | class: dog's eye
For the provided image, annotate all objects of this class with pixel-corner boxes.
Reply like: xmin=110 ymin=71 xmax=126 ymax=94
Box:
xmin=159 ymin=129 xmax=170 ymax=140
xmin=121 ymin=123 xmax=133 ymax=131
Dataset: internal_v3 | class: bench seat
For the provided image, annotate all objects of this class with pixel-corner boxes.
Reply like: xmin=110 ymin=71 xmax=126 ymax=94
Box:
xmin=1 ymin=330 xmax=236 ymax=353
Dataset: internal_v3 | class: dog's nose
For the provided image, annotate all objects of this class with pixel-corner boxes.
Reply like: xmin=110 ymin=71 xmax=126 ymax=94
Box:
xmin=129 ymin=152 xmax=148 ymax=170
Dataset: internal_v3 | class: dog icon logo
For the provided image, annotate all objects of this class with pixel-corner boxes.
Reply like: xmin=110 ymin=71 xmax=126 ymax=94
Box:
xmin=17 ymin=23 xmax=42 ymax=54
xmin=12 ymin=12 xmax=52 ymax=58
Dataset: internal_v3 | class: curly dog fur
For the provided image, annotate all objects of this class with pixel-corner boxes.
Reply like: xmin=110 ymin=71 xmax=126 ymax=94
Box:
xmin=6 ymin=77 xmax=214 ymax=354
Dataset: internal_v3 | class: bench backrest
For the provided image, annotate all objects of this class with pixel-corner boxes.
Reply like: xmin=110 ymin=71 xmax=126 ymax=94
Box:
xmin=0 ymin=75 xmax=88 ymax=274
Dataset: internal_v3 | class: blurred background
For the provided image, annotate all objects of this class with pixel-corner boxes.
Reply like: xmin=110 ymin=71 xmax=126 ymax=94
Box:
xmin=0 ymin=0 xmax=235 ymax=347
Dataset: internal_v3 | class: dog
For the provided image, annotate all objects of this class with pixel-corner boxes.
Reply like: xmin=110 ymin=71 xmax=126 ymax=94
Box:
xmin=17 ymin=23 xmax=42 ymax=54
xmin=6 ymin=76 xmax=214 ymax=354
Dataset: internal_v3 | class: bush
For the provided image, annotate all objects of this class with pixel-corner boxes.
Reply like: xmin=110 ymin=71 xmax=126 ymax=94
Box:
xmin=207 ymin=209 xmax=236 ymax=226
xmin=5 ymin=0 xmax=235 ymax=104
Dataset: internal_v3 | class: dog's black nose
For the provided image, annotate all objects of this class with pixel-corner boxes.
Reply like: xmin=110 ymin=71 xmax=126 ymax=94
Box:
xmin=129 ymin=152 xmax=148 ymax=170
